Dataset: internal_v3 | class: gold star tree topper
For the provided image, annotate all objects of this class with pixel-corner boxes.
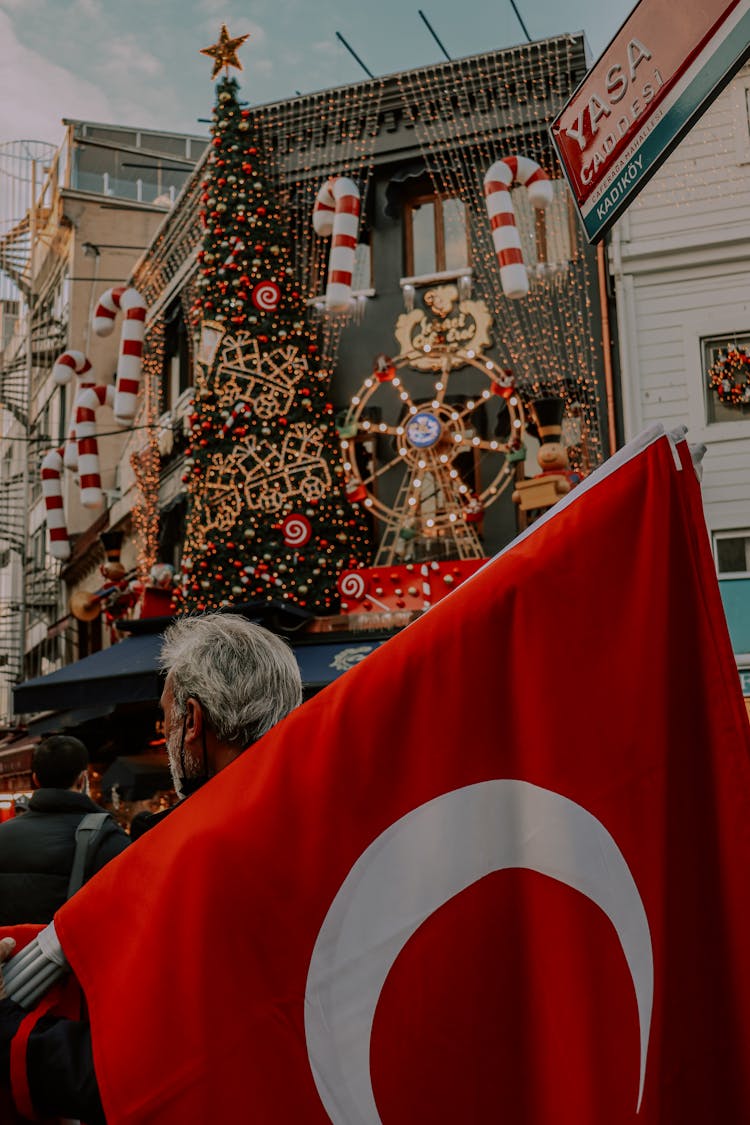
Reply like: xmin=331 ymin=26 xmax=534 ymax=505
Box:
xmin=200 ymin=25 xmax=250 ymax=79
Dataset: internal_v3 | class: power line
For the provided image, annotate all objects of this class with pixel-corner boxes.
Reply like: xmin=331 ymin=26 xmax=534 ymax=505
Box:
xmin=335 ymin=32 xmax=375 ymax=79
xmin=418 ymin=10 xmax=452 ymax=61
xmin=508 ymin=0 xmax=532 ymax=42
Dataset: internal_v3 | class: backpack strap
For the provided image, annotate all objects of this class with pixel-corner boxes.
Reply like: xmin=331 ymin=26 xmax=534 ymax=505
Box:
xmin=66 ymin=812 xmax=111 ymax=900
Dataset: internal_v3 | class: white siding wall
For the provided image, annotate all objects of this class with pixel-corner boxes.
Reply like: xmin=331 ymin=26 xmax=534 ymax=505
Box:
xmin=610 ymin=64 xmax=750 ymax=535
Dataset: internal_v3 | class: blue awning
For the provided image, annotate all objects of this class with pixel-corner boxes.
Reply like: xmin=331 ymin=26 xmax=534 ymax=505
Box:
xmin=13 ymin=633 xmax=165 ymax=715
xmin=13 ymin=633 xmax=388 ymax=716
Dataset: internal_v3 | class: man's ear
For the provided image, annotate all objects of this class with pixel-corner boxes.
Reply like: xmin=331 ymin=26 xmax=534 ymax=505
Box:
xmin=184 ymin=696 xmax=204 ymax=738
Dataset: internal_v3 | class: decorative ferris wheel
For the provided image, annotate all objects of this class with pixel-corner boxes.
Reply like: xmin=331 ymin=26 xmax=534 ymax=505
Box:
xmin=337 ymin=344 xmax=525 ymax=566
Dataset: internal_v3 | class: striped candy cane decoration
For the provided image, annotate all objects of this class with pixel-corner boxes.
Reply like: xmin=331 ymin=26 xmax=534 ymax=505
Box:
xmin=92 ymin=286 xmax=147 ymax=422
xmin=52 ymin=351 xmax=97 ymax=470
xmin=483 ymin=155 xmax=553 ymax=299
xmin=312 ymin=176 xmax=360 ymax=312
xmin=41 ymin=448 xmax=70 ymax=561
xmin=76 ymin=384 xmax=115 ymax=508
xmin=221 ymin=400 xmax=250 ymax=437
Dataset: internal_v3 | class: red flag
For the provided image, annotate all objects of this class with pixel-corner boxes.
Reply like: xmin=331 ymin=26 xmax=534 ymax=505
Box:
xmin=51 ymin=425 xmax=750 ymax=1123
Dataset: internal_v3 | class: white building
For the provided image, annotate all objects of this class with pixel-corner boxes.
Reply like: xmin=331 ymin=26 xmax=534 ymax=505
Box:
xmin=609 ymin=61 xmax=750 ymax=716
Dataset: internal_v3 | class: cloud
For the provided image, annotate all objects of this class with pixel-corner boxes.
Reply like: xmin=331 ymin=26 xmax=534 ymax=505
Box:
xmin=0 ymin=11 xmax=113 ymax=146
xmin=103 ymin=36 xmax=162 ymax=79
xmin=73 ymin=0 xmax=103 ymax=18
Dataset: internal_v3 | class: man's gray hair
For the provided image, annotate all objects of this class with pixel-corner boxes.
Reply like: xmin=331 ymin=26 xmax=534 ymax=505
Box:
xmin=159 ymin=613 xmax=302 ymax=748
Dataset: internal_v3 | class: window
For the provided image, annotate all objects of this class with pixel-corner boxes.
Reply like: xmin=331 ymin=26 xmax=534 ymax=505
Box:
xmin=703 ymin=333 xmax=750 ymax=424
xmin=714 ymin=531 xmax=750 ymax=577
xmin=162 ymin=304 xmax=192 ymax=413
xmin=404 ymin=192 xmax=470 ymax=278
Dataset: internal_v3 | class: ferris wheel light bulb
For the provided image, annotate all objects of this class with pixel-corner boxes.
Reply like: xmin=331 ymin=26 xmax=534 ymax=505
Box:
xmin=435 ymin=382 xmax=444 ymax=391
xmin=344 ymin=462 xmax=351 ymax=471
xmin=364 ymin=378 xmax=373 ymax=388
xmin=400 ymin=392 xmax=409 ymax=401
xmin=393 ymin=377 xmax=401 ymax=386
xmin=466 ymin=349 xmax=475 ymax=358
xmin=364 ymin=498 xmax=373 ymax=506
xmin=449 ymin=469 xmax=458 ymax=478
xmin=414 ymin=479 xmax=422 ymax=488
xmin=482 ymin=390 xmax=490 ymax=399
xmin=467 ymin=400 xmax=475 ymax=409
xmin=363 ymin=420 xmax=371 ymax=429
xmin=449 ymin=513 xmax=457 ymax=521
xmin=352 ymin=396 xmax=360 ymax=405
xmin=453 ymin=433 xmax=461 ymax=442
xmin=418 ymin=460 xmax=426 ymax=468
xmin=396 ymin=426 xmax=404 ymax=435
xmin=510 ymin=396 xmax=518 ymax=406
xmin=408 ymin=497 xmax=417 ymax=506
xmin=472 ymin=437 xmax=480 ymax=445
xmin=486 ymin=360 xmax=494 ymax=370
xmin=423 ymin=344 xmax=431 ymax=353
xmin=399 ymin=447 xmax=407 ymax=456
xmin=432 ymin=400 xmax=440 ymax=409
xmin=513 ymin=419 xmax=521 ymax=428
xmin=450 ymin=411 xmax=459 ymax=420
xmin=459 ymin=484 xmax=468 ymax=493
xmin=490 ymin=441 xmax=498 ymax=450
xmin=409 ymin=405 xmax=417 ymax=414
xmin=439 ymin=454 xmax=448 ymax=463
xmin=379 ymin=423 xmax=387 ymax=432
xmin=426 ymin=519 xmax=435 ymax=527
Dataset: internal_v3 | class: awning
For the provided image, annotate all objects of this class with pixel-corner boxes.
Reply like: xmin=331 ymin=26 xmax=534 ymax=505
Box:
xmin=13 ymin=633 xmax=165 ymax=715
xmin=293 ymin=638 xmax=386 ymax=690
xmin=13 ymin=632 xmax=389 ymax=716
xmin=100 ymin=754 xmax=173 ymax=801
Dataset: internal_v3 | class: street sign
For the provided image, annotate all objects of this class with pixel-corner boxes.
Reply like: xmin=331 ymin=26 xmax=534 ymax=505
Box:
xmin=551 ymin=0 xmax=750 ymax=243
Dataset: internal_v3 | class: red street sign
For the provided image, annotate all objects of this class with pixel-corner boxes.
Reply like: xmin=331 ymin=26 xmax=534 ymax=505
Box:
xmin=551 ymin=0 xmax=750 ymax=242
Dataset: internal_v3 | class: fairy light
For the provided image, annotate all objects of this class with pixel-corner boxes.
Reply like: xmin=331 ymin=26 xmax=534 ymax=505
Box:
xmin=395 ymin=37 xmax=604 ymax=472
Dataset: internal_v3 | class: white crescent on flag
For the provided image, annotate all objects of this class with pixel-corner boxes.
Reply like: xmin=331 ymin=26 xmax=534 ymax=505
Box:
xmin=305 ymin=780 xmax=654 ymax=1125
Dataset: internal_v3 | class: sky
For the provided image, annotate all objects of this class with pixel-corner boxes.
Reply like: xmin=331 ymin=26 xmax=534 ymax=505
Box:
xmin=0 ymin=0 xmax=636 ymax=149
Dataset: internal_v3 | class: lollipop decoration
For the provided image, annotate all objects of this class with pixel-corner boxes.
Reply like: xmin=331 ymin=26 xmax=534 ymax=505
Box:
xmin=251 ymin=281 xmax=281 ymax=312
xmin=281 ymin=514 xmax=312 ymax=548
xmin=483 ymin=155 xmax=553 ymax=298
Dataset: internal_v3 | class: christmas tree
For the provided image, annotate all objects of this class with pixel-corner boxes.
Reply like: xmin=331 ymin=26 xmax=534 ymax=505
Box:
xmin=178 ymin=28 xmax=370 ymax=615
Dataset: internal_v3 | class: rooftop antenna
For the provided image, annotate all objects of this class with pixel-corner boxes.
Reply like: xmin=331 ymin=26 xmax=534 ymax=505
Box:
xmin=418 ymin=10 xmax=452 ymax=61
xmin=335 ymin=31 xmax=375 ymax=79
xmin=508 ymin=0 xmax=532 ymax=42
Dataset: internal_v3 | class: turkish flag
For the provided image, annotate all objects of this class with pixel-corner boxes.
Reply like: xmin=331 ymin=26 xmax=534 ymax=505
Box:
xmin=49 ymin=425 xmax=750 ymax=1123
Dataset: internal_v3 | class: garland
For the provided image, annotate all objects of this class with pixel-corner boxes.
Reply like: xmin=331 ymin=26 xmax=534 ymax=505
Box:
xmin=708 ymin=346 xmax=750 ymax=406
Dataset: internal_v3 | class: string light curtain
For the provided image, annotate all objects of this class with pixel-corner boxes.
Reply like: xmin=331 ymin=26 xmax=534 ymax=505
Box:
xmin=396 ymin=39 xmax=604 ymax=467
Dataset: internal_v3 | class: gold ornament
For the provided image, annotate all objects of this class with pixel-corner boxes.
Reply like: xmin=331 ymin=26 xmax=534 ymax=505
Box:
xmin=200 ymin=24 xmax=250 ymax=79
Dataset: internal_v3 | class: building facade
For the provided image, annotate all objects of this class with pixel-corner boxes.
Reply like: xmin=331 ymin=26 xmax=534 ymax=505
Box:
xmin=0 ymin=120 xmax=204 ymax=789
xmin=608 ymin=60 xmax=750 ymax=715
xmin=8 ymin=35 xmax=619 ymax=768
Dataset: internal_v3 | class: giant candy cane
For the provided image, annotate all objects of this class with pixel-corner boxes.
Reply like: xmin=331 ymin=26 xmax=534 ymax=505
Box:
xmin=483 ymin=155 xmax=553 ymax=299
xmin=52 ymin=350 xmax=96 ymax=470
xmin=41 ymin=448 xmax=70 ymax=561
xmin=76 ymin=384 xmax=116 ymax=508
xmin=312 ymin=177 xmax=360 ymax=311
xmin=92 ymin=286 xmax=147 ymax=422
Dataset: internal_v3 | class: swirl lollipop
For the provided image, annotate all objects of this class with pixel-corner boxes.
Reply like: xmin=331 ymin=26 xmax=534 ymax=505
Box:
xmin=281 ymin=514 xmax=312 ymax=548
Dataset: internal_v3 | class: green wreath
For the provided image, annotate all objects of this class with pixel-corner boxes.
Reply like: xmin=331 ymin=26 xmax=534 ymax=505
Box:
xmin=708 ymin=346 xmax=750 ymax=406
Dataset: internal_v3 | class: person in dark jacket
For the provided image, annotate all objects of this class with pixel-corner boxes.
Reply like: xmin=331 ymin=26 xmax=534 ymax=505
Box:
xmin=0 ymin=735 xmax=129 ymax=925
xmin=0 ymin=613 xmax=303 ymax=1123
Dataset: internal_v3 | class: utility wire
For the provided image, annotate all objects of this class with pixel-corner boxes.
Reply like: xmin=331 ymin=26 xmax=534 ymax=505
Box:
xmin=508 ymin=0 xmax=532 ymax=42
xmin=418 ymin=10 xmax=452 ymax=61
xmin=335 ymin=32 xmax=375 ymax=79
